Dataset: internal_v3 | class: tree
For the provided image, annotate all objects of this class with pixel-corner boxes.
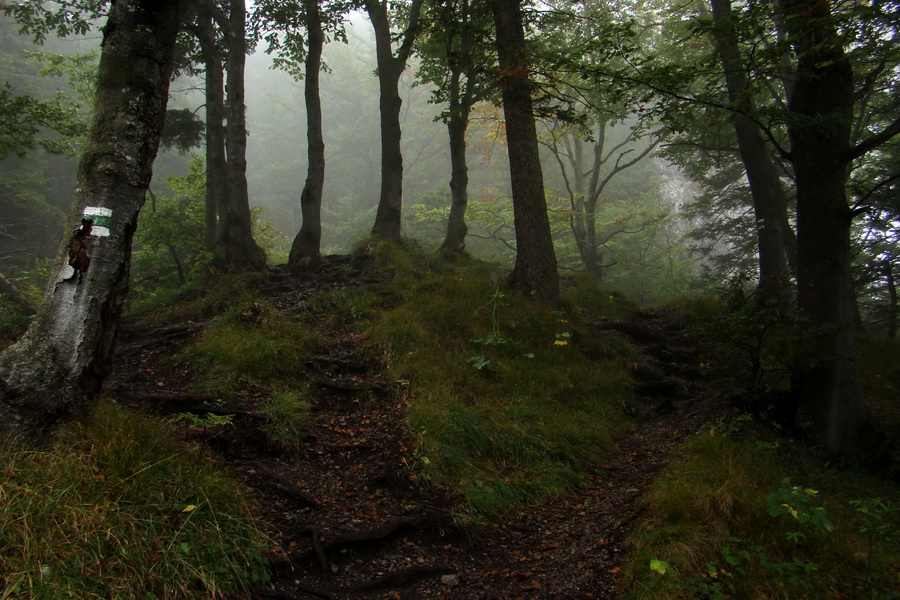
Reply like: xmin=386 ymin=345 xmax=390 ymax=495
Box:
xmin=492 ymin=0 xmax=559 ymax=305
xmin=220 ymin=0 xmax=267 ymax=270
xmin=543 ymin=117 xmax=660 ymax=281
xmin=253 ymin=0 xmax=343 ymax=268
xmin=708 ymin=0 xmax=795 ymax=304
xmin=363 ymin=0 xmax=426 ymax=241
xmin=0 ymin=0 xmax=190 ymax=442
xmin=416 ymin=0 xmax=495 ymax=255
xmin=780 ymin=0 xmax=900 ymax=454
xmin=193 ymin=2 xmax=229 ymax=255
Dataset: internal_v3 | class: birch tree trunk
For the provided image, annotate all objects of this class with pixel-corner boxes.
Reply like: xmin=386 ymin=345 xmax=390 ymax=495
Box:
xmin=0 ymin=0 xmax=188 ymax=442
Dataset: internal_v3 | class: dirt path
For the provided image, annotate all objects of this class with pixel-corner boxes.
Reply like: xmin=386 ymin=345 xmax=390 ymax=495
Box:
xmin=107 ymin=260 xmax=727 ymax=600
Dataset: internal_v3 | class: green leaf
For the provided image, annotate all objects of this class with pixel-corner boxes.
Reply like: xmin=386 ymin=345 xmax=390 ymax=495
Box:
xmin=650 ymin=558 xmax=671 ymax=575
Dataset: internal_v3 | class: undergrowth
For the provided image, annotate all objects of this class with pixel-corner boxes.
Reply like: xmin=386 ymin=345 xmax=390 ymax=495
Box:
xmin=179 ymin=302 xmax=325 ymax=396
xmin=621 ymin=418 xmax=900 ymax=600
xmin=0 ymin=400 xmax=269 ymax=599
xmin=343 ymin=240 xmax=637 ymax=526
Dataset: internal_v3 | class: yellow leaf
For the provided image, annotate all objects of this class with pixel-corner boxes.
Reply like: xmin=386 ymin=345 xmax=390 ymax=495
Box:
xmin=182 ymin=504 xmax=198 ymax=513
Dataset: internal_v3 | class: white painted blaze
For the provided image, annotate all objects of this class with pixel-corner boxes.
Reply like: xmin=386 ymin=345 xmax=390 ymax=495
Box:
xmin=83 ymin=206 xmax=112 ymax=237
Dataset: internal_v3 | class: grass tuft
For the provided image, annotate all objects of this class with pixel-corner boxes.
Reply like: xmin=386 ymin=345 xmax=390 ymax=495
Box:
xmin=261 ymin=387 xmax=313 ymax=455
xmin=180 ymin=303 xmax=325 ymax=394
xmin=0 ymin=400 xmax=269 ymax=599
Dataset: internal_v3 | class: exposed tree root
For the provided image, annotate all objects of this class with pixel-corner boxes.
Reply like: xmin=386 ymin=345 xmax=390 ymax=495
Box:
xmin=234 ymin=460 xmax=321 ymax=507
xmin=344 ymin=564 xmax=458 ymax=592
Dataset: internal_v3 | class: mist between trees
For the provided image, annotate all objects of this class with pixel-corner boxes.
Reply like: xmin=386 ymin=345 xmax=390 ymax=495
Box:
xmin=0 ymin=0 xmax=898 ymax=455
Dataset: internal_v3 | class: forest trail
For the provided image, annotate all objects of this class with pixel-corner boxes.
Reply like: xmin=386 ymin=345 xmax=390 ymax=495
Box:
xmin=107 ymin=258 xmax=728 ymax=600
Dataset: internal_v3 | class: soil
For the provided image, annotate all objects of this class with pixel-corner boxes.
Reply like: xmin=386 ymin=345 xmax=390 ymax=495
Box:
xmin=106 ymin=256 xmax=730 ymax=600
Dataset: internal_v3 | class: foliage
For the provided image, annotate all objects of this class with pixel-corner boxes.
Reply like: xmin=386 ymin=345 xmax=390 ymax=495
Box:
xmin=132 ymin=157 xmax=211 ymax=301
xmin=0 ymin=81 xmax=87 ymax=160
xmin=0 ymin=400 xmax=269 ymax=599
xmin=130 ymin=159 xmax=289 ymax=315
xmin=621 ymin=423 xmax=900 ymax=600
xmin=349 ymin=244 xmax=636 ymax=526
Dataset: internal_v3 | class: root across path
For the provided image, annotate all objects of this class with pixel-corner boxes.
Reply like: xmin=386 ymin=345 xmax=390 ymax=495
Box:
xmin=108 ymin=259 xmax=728 ymax=600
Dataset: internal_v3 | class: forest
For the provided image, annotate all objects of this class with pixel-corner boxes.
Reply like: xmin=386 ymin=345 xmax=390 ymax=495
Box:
xmin=0 ymin=0 xmax=898 ymax=598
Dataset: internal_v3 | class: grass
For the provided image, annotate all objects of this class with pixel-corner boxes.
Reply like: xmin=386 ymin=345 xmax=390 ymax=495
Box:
xmin=622 ymin=424 xmax=900 ymax=599
xmin=127 ymin=270 xmax=267 ymax=325
xmin=0 ymin=400 xmax=269 ymax=599
xmin=261 ymin=387 xmax=313 ymax=455
xmin=619 ymin=301 xmax=900 ymax=599
xmin=342 ymin=242 xmax=638 ymax=526
xmin=179 ymin=302 xmax=325 ymax=395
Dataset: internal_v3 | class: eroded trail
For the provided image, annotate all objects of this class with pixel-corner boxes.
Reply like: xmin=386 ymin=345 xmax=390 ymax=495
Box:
xmin=107 ymin=261 xmax=726 ymax=600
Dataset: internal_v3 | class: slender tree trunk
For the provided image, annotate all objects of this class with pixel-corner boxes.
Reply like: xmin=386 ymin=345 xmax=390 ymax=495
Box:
xmin=441 ymin=81 xmax=470 ymax=254
xmin=364 ymin=0 xmax=425 ymax=242
xmin=288 ymin=0 xmax=325 ymax=270
xmin=197 ymin=8 xmax=227 ymax=255
xmin=492 ymin=0 xmax=559 ymax=306
xmin=220 ymin=0 xmax=266 ymax=270
xmin=710 ymin=0 xmax=793 ymax=304
xmin=782 ymin=0 xmax=864 ymax=455
xmin=0 ymin=0 xmax=188 ymax=442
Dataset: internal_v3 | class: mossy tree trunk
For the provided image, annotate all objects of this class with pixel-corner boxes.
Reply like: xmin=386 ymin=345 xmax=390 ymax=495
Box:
xmin=0 ymin=0 xmax=188 ymax=442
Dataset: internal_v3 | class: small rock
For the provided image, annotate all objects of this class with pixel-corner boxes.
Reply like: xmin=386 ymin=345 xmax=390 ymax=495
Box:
xmin=440 ymin=574 xmax=460 ymax=587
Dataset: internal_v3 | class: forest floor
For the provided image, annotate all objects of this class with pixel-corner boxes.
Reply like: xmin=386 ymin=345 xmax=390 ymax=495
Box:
xmin=107 ymin=256 xmax=730 ymax=600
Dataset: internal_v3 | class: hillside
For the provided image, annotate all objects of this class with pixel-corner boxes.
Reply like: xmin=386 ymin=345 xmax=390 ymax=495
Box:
xmin=2 ymin=246 xmax=897 ymax=600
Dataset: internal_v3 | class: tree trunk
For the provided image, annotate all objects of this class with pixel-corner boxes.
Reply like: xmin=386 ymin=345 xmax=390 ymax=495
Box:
xmin=197 ymin=6 xmax=227 ymax=255
xmin=782 ymin=0 xmax=864 ymax=455
xmin=492 ymin=0 xmax=559 ymax=306
xmin=288 ymin=0 xmax=325 ymax=270
xmin=220 ymin=0 xmax=266 ymax=270
xmin=364 ymin=0 xmax=425 ymax=242
xmin=440 ymin=79 xmax=470 ymax=254
xmin=0 ymin=0 xmax=188 ymax=442
xmin=710 ymin=0 xmax=793 ymax=304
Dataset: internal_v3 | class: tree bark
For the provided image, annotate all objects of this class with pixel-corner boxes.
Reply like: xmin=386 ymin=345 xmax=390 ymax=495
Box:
xmin=219 ymin=0 xmax=266 ymax=270
xmin=0 ymin=0 xmax=188 ymax=442
xmin=196 ymin=5 xmax=227 ymax=255
xmin=440 ymin=76 xmax=471 ymax=254
xmin=288 ymin=0 xmax=326 ymax=269
xmin=710 ymin=0 xmax=793 ymax=304
xmin=782 ymin=0 xmax=864 ymax=455
xmin=492 ymin=0 xmax=559 ymax=306
xmin=364 ymin=0 xmax=425 ymax=242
